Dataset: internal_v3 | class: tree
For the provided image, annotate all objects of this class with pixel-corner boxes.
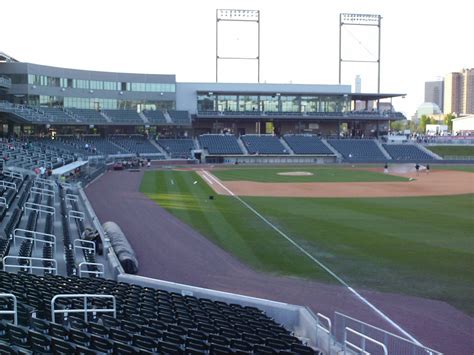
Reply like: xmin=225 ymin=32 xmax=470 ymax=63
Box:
xmin=444 ymin=113 xmax=455 ymax=132
xmin=390 ymin=120 xmax=405 ymax=133
xmin=418 ymin=115 xmax=432 ymax=133
xmin=406 ymin=120 xmax=417 ymax=133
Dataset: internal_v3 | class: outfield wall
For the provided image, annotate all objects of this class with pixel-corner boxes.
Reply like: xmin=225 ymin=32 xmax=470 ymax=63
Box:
xmin=205 ymin=155 xmax=338 ymax=164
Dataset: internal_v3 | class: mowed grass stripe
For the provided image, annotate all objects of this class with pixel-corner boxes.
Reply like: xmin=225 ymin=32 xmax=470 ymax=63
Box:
xmin=243 ymin=194 xmax=474 ymax=313
xmin=212 ymin=166 xmax=409 ymax=183
xmin=140 ymin=170 xmax=332 ymax=281
xmin=427 ymin=145 xmax=474 ymax=157
xmin=141 ymin=170 xmax=474 ymax=315
xmin=430 ymin=164 xmax=474 ymax=172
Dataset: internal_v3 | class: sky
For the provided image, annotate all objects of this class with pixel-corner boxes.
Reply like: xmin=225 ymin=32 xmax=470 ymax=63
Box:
xmin=2 ymin=0 xmax=473 ymax=117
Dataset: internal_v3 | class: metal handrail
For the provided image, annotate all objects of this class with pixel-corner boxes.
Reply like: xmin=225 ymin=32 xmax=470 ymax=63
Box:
xmin=2 ymin=256 xmax=57 ymax=275
xmin=2 ymin=169 xmax=23 ymax=180
xmin=74 ymin=239 xmax=95 ymax=255
xmin=51 ymin=294 xmax=115 ymax=322
xmin=65 ymin=194 xmax=79 ymax=205
xmin=0 ymin=197 xmax=7 ymax=209
xmin=335 ymin=312 xmax=442 ymax=355
xmin=24 ymin=202 xmax=55 ymax=217
xmin=316 ymin=312 xmax=332 ymax=354
xmin=33 ymin=177 xmax=55 ymax=187
xmin=344 ymin=327 xmax=387 ymax=355
xmin=0 ymin=180 xmax=17 ymax=192
xmin=30 ymin=187 xmax=55 ymax=203
xmin=69 ymin=210 xmax=85 ymax=222
xmin=317 ymin=312 xmax=332 ymax=334
xmin=13 ymin=228 xmax=56 ymax=255
xmin=78 ymin=262 xmax=104 ymax=277
xmin=0 ymin=293 xmax=17 ymax=325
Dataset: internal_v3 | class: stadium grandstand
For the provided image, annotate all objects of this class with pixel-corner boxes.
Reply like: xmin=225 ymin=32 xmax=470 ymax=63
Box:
xmin=0 ymin=56 xmax=447 ymax=165
xmin=0 ymin=52 xmax=470 ymax=355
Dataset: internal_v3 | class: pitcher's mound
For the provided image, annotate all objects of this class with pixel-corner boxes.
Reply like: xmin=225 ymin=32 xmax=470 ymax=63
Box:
xmin=277 ymin=171 xmax=313 ymax=176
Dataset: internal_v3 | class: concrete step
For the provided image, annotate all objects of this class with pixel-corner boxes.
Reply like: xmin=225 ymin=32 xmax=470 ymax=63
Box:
xmin=374 ymin=139 xmax=392 ymax=160
xmin=100 ymin=111 xmax=112 ymax=123
xmin=279 ymin=137 xmax=294 ymax=155
xmin=237 ymin=137 xmax=249 ymax=154
xmin=149 ymin=139 xmax=169 ymax=158
xmin=139 ymin=111 xmax=149 ymax=124
xmin=321 ymin=139 xmax=342 ymax=160
xmin=418 ymin=144 xmax=443 ymax=160
xmin=163 ymin=111 xmax=173 ymax=124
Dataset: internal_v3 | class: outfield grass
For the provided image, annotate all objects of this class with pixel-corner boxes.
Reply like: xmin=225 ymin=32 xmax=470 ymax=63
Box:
xmin=141 ymin=170 xmax=474 ymax=315
xmin=212 ymin=166 xmax=409 ymax=183
xmin=140 ymin=170 xmax=331 ymax=280
xmin=427 ymin=145 xmax=474 ymax=157
xmin=430 ymin=164 xmax=474 ymax=172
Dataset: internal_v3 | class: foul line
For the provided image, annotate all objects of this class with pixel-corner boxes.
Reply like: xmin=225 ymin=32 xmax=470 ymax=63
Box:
xmin=201 ymin=170 xmax=422 ymax=346
xmin=200 ymin=173 xmax=214 ymax=185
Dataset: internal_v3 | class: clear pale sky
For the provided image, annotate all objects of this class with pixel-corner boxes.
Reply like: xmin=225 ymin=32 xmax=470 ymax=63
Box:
xmin=2 ymin=0 xmax=473 ymax=117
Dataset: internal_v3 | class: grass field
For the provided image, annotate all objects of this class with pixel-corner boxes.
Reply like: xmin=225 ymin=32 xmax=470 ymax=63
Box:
xmin=431 ymin=164 xmax=474 ymax=172
xmin=212 ymin=166 xmax=409 ymax=183
xmin=140 ymin=168 xmax=474 ymax=315
xmin=427 ymin=145 xmax=474 ymax=157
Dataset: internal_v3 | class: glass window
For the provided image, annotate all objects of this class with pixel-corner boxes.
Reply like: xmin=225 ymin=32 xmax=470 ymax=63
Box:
xmin=73 ymin=79 xmax=89 ymax=89
xmin=217 ymin=95 xmax=237 ymax=112
xmin=280 ymin=96 xmax=299 ymax=112
xmin=197 ymin=94 xmax=216 ymax=111
xmin=238 ymin=95 xmax=259 ymax=111
xmin=259 ymin=96 xmax=279 ymax=112
xmin=104 ymin=81 xmax=117 ymax=90
xmin=90 ymin=80 xmax=103 ymax=90
xmin=301 ymin=96 xmax=320 ymax=112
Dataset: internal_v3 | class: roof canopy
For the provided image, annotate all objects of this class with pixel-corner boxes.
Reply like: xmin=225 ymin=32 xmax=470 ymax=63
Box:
xmin=0 ymin=52 xmax=19 ymax=63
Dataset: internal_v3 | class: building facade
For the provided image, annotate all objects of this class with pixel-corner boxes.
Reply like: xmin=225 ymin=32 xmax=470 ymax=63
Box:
xmin=0 ymin=62 xmax=176 ymax=111
xmin=0 ymin=58 xmax=406 ymax=138
xmin=444 ymin=68 xmax=473 ymax=115
xmin=424 ymin=80 xmax=443 ymax=112
xmin=461 ymin=68 xmax=474 ymax=115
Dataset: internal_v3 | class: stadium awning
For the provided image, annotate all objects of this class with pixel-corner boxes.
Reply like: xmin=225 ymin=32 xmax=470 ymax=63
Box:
xmin=52 ymin=160 xmax=88 ymax=176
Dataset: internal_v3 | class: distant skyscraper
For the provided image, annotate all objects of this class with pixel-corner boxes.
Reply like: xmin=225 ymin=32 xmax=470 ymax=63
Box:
xmin=444 ymin=68 xmax=474 ymax=115
xmin=355 ymin=75 xmax=361 ymax=93
xmin=461 ymin=68 xmax=474 ymax=115
xmin=424 ymin=80 xmax=444 ymax=112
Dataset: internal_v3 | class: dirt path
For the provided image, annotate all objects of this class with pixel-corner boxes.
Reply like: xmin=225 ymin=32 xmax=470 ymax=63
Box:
xmin=86 ymin=169 xmax=474 ymax=354
xmin=202 ymin=170 xmax=474 ymax=198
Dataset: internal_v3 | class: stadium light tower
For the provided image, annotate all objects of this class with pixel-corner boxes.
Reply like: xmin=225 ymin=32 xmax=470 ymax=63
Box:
xmin=216 ymin=9 xmax=260 ymax=83
xmin=339 ymin=13 xmax=382 ymax=93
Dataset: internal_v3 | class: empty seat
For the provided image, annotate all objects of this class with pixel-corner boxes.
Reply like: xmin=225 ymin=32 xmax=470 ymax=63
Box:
xmin=199 ymin=135 xmax=243 ymax=155
xmin=327 ymin=139 xmax=386 ymax=162
xmin=383 ymin=144 xmax=435 ymax=161
xmin=283 ymin=135 xmax=333 ymax=155
xmin=241 ymin=135 xmax=289 ymax=155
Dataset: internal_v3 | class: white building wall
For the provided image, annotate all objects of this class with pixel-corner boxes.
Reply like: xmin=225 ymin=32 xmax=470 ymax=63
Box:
xmin=452 ymin=115 xmax=474 ymax=134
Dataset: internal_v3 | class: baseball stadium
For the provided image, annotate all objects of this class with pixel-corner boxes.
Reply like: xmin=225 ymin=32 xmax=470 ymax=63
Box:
xmin=0 ymin=12 xmax=473 ymax=355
